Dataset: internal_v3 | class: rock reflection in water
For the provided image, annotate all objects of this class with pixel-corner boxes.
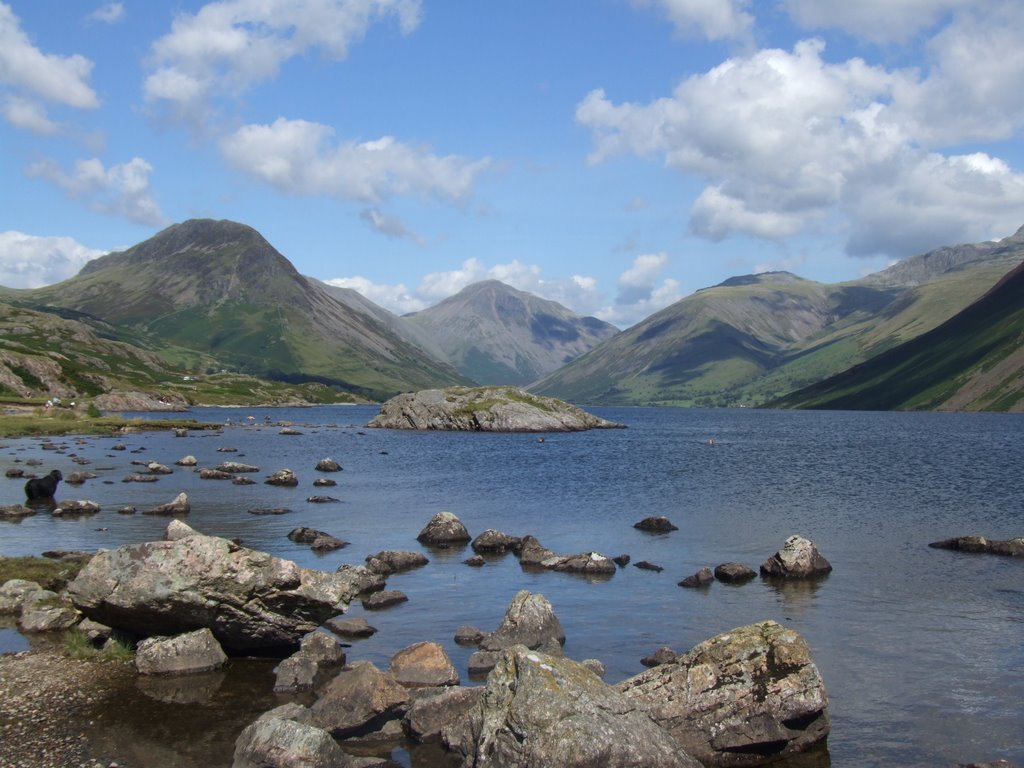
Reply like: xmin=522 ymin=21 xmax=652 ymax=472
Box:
xmin=136 ymin=669 xmax=226 ymax=705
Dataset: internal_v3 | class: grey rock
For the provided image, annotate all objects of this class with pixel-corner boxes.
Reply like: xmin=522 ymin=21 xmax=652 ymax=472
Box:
xmin=549 ymin=551 xmax=617 ymax=575
xmin=248 ymin=507 xmax=292 ymax=516
xmin=274 ymin=632 xmax=346 ymax=692
xmin=365 ymin=550 xmax=429 ymax=576
xmin=368 ymin=386 xmax=625 ymax=432
xmin=147 ymin=462 xmax=173 ymax=475
xmin=199 ymin=468 xmax=234 ymax=480
xmin=518 ymin=535 xmax=557 ymax=567
xmin=325 ymin=615 xmax=377 ymax=638
xmin=480 ymin=589 xmax=565 ymax=653
xmin=0 ymin=579 xmax=44 ymax=615
xmin=0 ymin=504 xmax=35 ymax=520
xmin=312 ymin=478 xmax=337 ymax=487
xmin=679 ymin=567 xmax=715 ymax=588
xmin=17 ymin=590 xmax=80 ymax=632
xmin=760 ymin=535 xmax=832 ymax=579
xmin=641 ymin=646 xmax=678 ymax=668
xmin=334 ymin=564 xmax=386 ymax=595
xmin=52 ymin=500 xmax=101 ymax=516
xmin=416 ymin=511 xmax=471 ymax=546
xmin=233 ymin=705 xmax=351 ymax=768
xmin=929 ymin=535 xmax=1024 ymax=556
xmin=404 ymin=686 xmax=484 ymax=743
xmin=463 ymin=555 xmax=485 ymax=567
xmin=135 ymin=628 xmax=228 ymax=675
xmin=634 ymin=516 xmax=679 ymax=533
xmin=634 ymin=560 xmax=664 ymax=572
xmin=123 ymin=473 xmax=159 ymax=483
xmin=68 ymin=520 xmax=363 ymax=653
xmin=216 ymin=461 xmax=260 ymax=473
xmin=175 ymin=455 xmax=197 ymax=466
xmin=315 ymin=457 xmax=342 ymax=472
xmin=144 ymin=492 xmax=190 ymax=515
xmin=619 ymin=620 xmax=831 ymax=767
xmin=714 ymin=562 xmax=758 ymax=583
xmin=471 ymin=529 xmax=522 ymax=554
xmin=444 ymin=646 xmax=700 ymax=768
xmin=453 ymin=625 xmax=485 ymax=646
xmin=362 ymin=590 xmax=408 ymax=610
xmin=265 ymin=468 xmax=299 ymax=486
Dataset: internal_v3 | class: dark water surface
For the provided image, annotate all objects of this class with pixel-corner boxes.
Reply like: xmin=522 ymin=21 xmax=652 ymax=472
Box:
xmin=1 ymin=406 xmax=1022 ymax=767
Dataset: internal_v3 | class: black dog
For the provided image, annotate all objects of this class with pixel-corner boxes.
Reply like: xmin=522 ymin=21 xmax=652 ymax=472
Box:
xmin=25 ymin=469 xmax=62 ymax=500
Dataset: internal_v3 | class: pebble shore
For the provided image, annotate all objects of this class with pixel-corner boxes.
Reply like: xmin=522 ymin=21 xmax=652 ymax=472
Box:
xmin=0 ymin=650 xmax=127 ymax=768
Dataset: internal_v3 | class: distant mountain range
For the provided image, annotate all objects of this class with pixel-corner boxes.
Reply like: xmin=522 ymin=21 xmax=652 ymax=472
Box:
xmin=0 ymin=218 xmax=1022 ymax=411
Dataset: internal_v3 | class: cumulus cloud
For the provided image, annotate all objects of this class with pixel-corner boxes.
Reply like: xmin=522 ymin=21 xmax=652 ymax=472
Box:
xmin=632 ymin=0 xmax=753 ymax=40
xmin=0 ymin=3 xmax=98 ymax=133
xmin=0 ymin=231 xmax=105 ymax=288
xmin=591 ymin=252 xmax=682 ymax=327
xmin=144 ymin=0 xmax=421 ymax=123
xmin=782 ymin=0 xmax=972 ymax=43
xmin=221 ymin=118 xmax=491 ymax=202
xmin=88 ymin=2 xmax=124 ymax=24
xmin=577 ymin=28 xmax=1024 ymax=259
xmin=27 ymin=157 xmax=166 ymax=226
xmin=360 ymin=208 xmax=424 ymax=244
xmin=325 ymin=259 xmax=609 ymax=321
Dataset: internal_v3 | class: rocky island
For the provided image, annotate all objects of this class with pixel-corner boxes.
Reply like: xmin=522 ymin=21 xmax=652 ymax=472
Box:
xmin=367 ymin=386 xmax=625 ymax=432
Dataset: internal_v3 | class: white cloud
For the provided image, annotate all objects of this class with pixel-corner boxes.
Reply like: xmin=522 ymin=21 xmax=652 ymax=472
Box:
xmin=593 ymin=252 xmax=682 ymax=327
xmin=27 ymin=157 xmax=166 ymax=226
xmin=577 ymin=31 xmax=1024 ymax=259
xmin=88 ymin=2 xmax=124 ymax=24
xmin=0 ymin=3 xmax=98 ymax=133
xmin=632 ymin=0 xmax=753 ymax=40
xmin=782 ymin=0 xmax=972 ymax=43
xmin=0 ymin=231 xmax=105 ymax=288
xmin=221 ymin=118 xmax=491 ymax=203
xmin=326 ymin=275 xmax=426 ymax=315
xmin=3 ymin=94 xmax=58 ymax=134
xmin=360 ymin=208 xmax=424 ymax=244
xmin=144 ymin=0 xmax=422 ymax=123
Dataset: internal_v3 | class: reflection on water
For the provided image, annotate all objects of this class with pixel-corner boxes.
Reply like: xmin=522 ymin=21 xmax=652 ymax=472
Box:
xmin=2 ymin=406 xmax=1023 ymax=767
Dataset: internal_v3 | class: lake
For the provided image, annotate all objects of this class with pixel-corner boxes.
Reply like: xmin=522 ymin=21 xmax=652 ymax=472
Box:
xmin=1 ymin=405 xmax=1022 ymax=767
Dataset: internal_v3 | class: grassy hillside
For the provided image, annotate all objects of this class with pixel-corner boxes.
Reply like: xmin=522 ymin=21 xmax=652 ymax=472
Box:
xmin=770 ymin=262 xmax=1024 ymax=412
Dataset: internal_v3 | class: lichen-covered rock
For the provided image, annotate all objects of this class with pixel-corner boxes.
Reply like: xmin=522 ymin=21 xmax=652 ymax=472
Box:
xmin=471 ymin=529 xmax=522 ymax=554
xmin=618 ymin=620 xmax=830 ymax=767
xmin=389 ymin=641 xmax=460 ymax=688
xmin=233 ymin=704 xmax=349 ymax=768
xmin=549 ymin=551 xmax=617 ymax=575
xmin=444 ymin=646 xmax=701 ymax=768
xmin=274 ymin=631 xmax=346 ymax=692
xmin=52 ymin=500 xmax=101 ymax=517
xmin=265 ymin=469 xmax=299 ymax=487
xmin=315 ymin=458 xmax=342 ymax=472
xmin=135 ymin=628 xmax=227 ymax=676
xmin=480 ymin=590 xmax=565 ymax=653
xmin=17 ymin=590 xmax=80 ymax=632
xmin=143 ymin=492 xmax=190 ymax=516
xmin=0 ymin=580 xmax=44 ymax=614
xmin=216 ymin=461 xmax=259 ymax=473
xmin=404 ymin=686 xmax=484 ymax=744
xmin=368 ymin=386 xmax=625 ymax=432
xmin=417 ymin=511 xmax=471 ymax=546
xmin=760 ymin=535 xmax=832 ymax=579
xmin=364 ymin=550 xmax=429 ymax=575
xmin=67 ymin=521 xmax=363 ymax=653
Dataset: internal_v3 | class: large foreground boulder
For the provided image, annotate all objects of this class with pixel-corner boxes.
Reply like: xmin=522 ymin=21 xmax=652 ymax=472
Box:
xmin=233 ymin=704 xmax=350 ymax=768
xmin=443 ymin=645 xmax=701 ymax=768
xmin=618 ymin=620 xmax=830 ymax=767
xmin=67 ymin=520 xmax=364 ymax=653
xmin=368 ymin=386 xmax=625 ymax=432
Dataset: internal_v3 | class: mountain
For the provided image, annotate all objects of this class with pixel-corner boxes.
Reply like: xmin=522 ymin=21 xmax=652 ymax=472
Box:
xmin=11 ymin=219 xmax=469 ymax=400
xmin=403 ymin=280 xmax=619 ymax=385
xmin=770 ymin=260 xmax=1024 ymax=412
xmin=533 ymin=228 xmax=1024 ymax=406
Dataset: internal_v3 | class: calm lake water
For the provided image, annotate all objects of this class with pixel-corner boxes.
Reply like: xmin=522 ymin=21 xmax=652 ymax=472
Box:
xmin=1 ymin=405 xmax=1022 ymax=767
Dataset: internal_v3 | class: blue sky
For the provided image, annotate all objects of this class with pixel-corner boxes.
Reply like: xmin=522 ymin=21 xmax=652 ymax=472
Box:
xmin=2 ymin=1 xmax=1024 ymax=328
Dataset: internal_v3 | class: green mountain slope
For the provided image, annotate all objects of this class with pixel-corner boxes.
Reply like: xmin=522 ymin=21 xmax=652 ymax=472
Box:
xmin=9 ymin=219 xmax=468 ymax=400
xmin=404 ymin=280 xmax=619 ymax=386
xmin=533 ymin=228 xmax=1024 ymax=407
xmin=770 ymin=261 xmax=1024 ymax=412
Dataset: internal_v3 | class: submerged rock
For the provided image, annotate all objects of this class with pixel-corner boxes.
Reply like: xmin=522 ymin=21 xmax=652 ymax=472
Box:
xmin=618 ymin=620 xmax=831 ymax=767
xmin=368 ymin=386 xmax=625 ymax=432
xmin=928 ymin=535 xmax=1024 ymax=556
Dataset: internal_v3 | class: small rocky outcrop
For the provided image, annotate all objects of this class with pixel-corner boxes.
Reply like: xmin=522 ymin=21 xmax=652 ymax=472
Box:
xmin=714 ymin=562 xmax=757 ymax=583
xmin=362 ymin=590 xmax=408 ymax=610
xmin=516 ymin=534 xmax=616 ymax=576
xmin=67 ymin=520 xmax=364 ymax=653
xmin=288 ymin=527 xmax=348 ymax=552
xmin=325 ymin=616 xmax=377 ymax=639
xmin=216 ymin=461 xmax=259 ymax=473
xmin=467 ymin=590 xmax=566 ymax=675
xmin=175 ymin=455 xmax=197 ymax=466
xmin=368 ymin=386 xmax=625 ymax=432
xmin=135 ymin=628 xmax=227 ymax=676
xmin=52 ymin=500 xmax=101 ymax=517
xmin=760 ymin=535 xmax=832 ymax=579
xmin=365 ymin=550 xmax=429 ymax=575
xmin=143 ymin=492 xmax=190 ymax=516
xmin=471 ymin=529 xmax=522 ymax=554
xmin=417 ymin=511 xmax=471 ymax=546
xmin=679 ymin=567 xmax=714 ymax=587
xmin=389 ymin=641 xmax=460 ymax=688
xmin=0 ymin=504 xmax=35 ymax=520
xmin=315 ymin=458 xmax=342 ymax=472
xmin=443 ymin=646 xmax=701 ymax=768
xmin=634 ymin=516 xmax=678 ymax=533
xmin=928 ymin=535 xmax=1024 ymax=556
xmin=265 ymin=468 xmax=299 ymax=487
xmin=618 ymin=620 xmax=831 ymax=767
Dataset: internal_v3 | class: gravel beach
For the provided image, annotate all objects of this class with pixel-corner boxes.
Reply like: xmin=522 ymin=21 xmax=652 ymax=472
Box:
xmin=0 ymin=650 xmax=128 ymax=768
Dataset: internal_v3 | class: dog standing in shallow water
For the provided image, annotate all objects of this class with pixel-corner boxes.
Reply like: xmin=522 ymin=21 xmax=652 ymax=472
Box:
xmin=25 ymin=469 xmax=62 ymax=501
